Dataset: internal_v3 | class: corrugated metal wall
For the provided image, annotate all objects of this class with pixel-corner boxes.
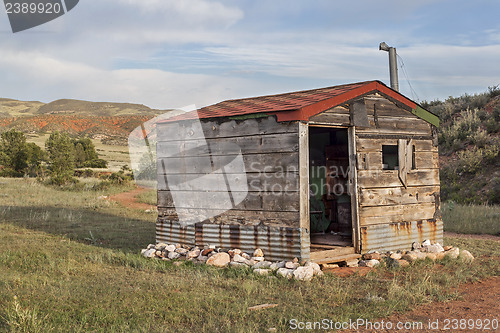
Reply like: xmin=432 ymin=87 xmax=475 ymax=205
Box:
xmin=360 ymin=219 xmax=443 ymax=253
xmin=156 ymin=219 xmax=310 ymax=262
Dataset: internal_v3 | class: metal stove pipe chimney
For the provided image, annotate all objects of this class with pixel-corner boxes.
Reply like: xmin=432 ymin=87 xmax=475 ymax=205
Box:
xmin=379 ymin=42 xmax=399 ymax=91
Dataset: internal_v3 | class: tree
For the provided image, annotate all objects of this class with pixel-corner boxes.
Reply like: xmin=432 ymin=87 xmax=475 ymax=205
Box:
xmin=45 ymin=132 xmax=75 ymax=184
xmin=72 ymin=137 xmax=104 ymax=168
xmin=0 ymin=129 xmax=29 ymax=176
xmin=25 ymin=142 xmax=46 ymax=177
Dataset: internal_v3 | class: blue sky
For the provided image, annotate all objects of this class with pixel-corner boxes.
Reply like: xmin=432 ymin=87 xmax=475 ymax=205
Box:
xmin=1 ymin=0 xmax=499 ymax=109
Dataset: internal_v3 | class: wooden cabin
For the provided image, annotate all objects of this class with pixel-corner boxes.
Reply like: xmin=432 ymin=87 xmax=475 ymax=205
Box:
xmin=156 ymin=80 xmax=442 ymax=263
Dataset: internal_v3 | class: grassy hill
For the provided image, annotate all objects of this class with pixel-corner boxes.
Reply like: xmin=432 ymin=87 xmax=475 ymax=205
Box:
xmin=0 ymin=98 xmax=166 ymax=117
xmin=423 ymin=86 xmax=500 ymax=205
xmin=0 ymin=98 xmax=176 ymax=146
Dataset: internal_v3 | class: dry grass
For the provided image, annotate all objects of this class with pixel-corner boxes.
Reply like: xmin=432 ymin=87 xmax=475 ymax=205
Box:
xmin=442 ymin=202 xmax=500 ymax=235
xmin=0 ymin=178 xmax=498 ymax=332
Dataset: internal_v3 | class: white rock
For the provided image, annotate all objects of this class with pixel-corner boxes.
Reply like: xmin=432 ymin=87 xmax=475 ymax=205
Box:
xmin=252 ymin=256 xmax=265 ymax=262
xmin=254 ymin=269 xmax=271 ymax=276
xmin=206 ymin=252 xmax=231 ymax=267
xmin=285 ymin=261 xmax=299 ymax=269
xmin=412 ymin=242 xmax=422 ymax=250
xmin=276 ymin=268 xmax=294 ymax=279
xmin=168 ymin=251 xmax=181 ymax=260
xmin=253 ymin=248 xmax=264 ymax=257
xmin=175 ymin=248 xmax=188 ymax=255
xmin=359 ymin=259 xmax=380 ymax=268
xmin=305 ymin=262 xmax=322 ymax=275
xmin=147 ymin=244 xmax=156 ymax=250
xmin=186 ymin=249 xmax=200 ymax=260
xmin=228 ymin=249 xmax=241 ymax=257
xmin=460 ymin=250 xmax=474 ymax=262
xmin=293 ymin=266 xmax=314 ymax=281
xmin=269 ymin=261 xmax=286 ymax=271
xmin=197 ymin=255 xmax=208 ymax=263
xmin=155 ymin=242 xmax=168 ymax=250
xmin=346 ymin=259 xmax=359 ymax=267
xmin=423 ymin=243 xmax=444 ymax=253
xmin=422 ymin=239 xmax=431 ymax=247
xmin=165 ymin=244 xmax=176 ymax=252
xmin=390 ymin=253 xmax=402 ymax=260
xmin=233 ymin=254 xmax=252 ymax=265
xmin=141 ymin=248 xmax=154 ymax=258
xmin=253 ymin=261 xmax=272 ymax=269
xmin=445 ymin=247 xmax=460 ymax=259
xmin=241 ymin=252 xmax=251 ymax=260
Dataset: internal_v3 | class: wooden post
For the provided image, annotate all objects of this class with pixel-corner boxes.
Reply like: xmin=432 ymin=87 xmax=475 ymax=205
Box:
xmin=348 ymin=126 xmax=361 ymax=253
xmin=298 ymin=121 xmax=310 ymax=261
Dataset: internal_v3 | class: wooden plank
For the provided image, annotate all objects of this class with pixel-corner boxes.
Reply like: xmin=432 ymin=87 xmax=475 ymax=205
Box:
xmin=414 ymin=151 xmax=439 ymax=169
xmin=357 ymin=116 xmax=432 ymax=136
xmin=401 ymin=186 xmax=439 ymax=205
xmin=403 ymin=202 xmax=436 ymax=221
xmin=398 ymin=139 xmax=411 ymax=188
xmin=357 ymin=169 xmax=440 ymax=188
xmin=157 ymin=132 xmax=298 ymax=157
xmin=310 ymin=247 xmax=356 ymax=260
xmin=309 ymin=112 xmax=350 ymax=126
xmin=364 ymin=96 xmax=419 ymax=117
xmin=248 ymin=304 xmax=279 ymax=311
xmin=356 ymin=138 xmax=437 ymax=153
xmin=298 ymin=122 xmax=310 ymax=231
xmin=359 ymin=186 xmax=439 ymax=207
xmin=158 ymin=190 xmax=300 ymax=211
xmin=350 ymin=99 xmax=370 ymax=127
xmin=158 ymin=172 xmax=299 ymax=192
xmin=311 ymin=253 xmax=361 ymax=265
xmin=348 ymin=126 xmax=361 ymax=252
xmin=359 ymin=202 xmax=436 ymax=226
xmin=157 ymin=116 xmax=298 ymax=141
xmin=158 ymin=207 xmax=300 ymax=221
xmin=158 ymin=152 xmax=299 ymax=175
xmin=359 ymin=187 xmax=402 ymax=206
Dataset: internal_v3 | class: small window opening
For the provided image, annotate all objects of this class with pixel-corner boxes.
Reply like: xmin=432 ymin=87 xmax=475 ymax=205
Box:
xmin=411 ymin=145 xmax=416 ymax=170
xmin=382 ymin=145 xmax=398 ymax=170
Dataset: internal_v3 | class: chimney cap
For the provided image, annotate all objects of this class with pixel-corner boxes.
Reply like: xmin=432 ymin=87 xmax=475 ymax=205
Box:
xmin=379 ymin=42 xmax=391 ymax=51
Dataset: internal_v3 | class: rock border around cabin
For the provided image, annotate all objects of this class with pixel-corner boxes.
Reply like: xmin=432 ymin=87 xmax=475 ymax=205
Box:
xmin=140 ymin=240 xmax=474 ymax=281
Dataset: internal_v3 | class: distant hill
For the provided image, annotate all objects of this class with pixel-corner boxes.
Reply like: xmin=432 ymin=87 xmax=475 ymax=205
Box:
xmin=0 ymin=97 xmax=176 ymax=144
xmin=0 ymin=97 xmax=167 ymax=117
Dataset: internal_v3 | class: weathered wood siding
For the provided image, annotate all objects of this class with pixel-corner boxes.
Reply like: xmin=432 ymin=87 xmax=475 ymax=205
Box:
xmin=354 ymin=95 xmax=442 ymax=252
xmin=156 ymin=116 xmax=301 ymax=228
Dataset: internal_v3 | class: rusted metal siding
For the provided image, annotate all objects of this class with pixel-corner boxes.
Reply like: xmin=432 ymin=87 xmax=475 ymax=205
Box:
xmin=360 ymin=219 xmax=443 ymax=253
xmin=156 ymin=219 xmax=310 ymax=262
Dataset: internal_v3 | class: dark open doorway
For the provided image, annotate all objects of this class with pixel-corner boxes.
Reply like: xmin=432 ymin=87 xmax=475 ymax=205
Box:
xmin=309 ymin=126 xmax=353 ymax=251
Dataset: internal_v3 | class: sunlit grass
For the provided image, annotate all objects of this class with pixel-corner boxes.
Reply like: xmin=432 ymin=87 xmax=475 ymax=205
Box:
xmin=442 ymin=202 xmax=500 ymax=235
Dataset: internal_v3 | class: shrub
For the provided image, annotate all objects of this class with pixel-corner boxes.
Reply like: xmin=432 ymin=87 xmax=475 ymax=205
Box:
xmin=82 ymin=159 xmax=108 ymax=168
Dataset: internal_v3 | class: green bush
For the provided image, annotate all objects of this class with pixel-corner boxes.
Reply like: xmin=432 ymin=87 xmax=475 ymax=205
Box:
xmin=82 ymin=159 xmax=108 ymax=168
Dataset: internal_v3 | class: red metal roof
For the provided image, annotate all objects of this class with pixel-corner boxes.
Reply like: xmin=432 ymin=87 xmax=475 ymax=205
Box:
xmin=165 ymin=80 xmax=418 ymax=122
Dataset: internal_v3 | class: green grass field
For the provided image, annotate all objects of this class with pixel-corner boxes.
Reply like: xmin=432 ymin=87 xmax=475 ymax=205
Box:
xmin=0 ymin=178 xmax=499 ymax=332
xmin=442 ymin=202 xmax=500 ymax=235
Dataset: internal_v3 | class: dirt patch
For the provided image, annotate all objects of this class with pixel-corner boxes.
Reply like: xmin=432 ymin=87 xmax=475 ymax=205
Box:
xmin=341 ymin=276 xmax=500 ymax=333
xmin=381 ymin=277 xmax=499 ymax=332
xmin=109 ymin=186 xmax=154 ymax=210
xmin=444 ymin=231 xmax=500 ymax=242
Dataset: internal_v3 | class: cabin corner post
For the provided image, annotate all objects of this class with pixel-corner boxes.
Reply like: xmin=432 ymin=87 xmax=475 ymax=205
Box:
xmin=348 ymin=126 xmax=361 ymax=253
xmin=298 ymin=121 xmax=311 ymax=261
